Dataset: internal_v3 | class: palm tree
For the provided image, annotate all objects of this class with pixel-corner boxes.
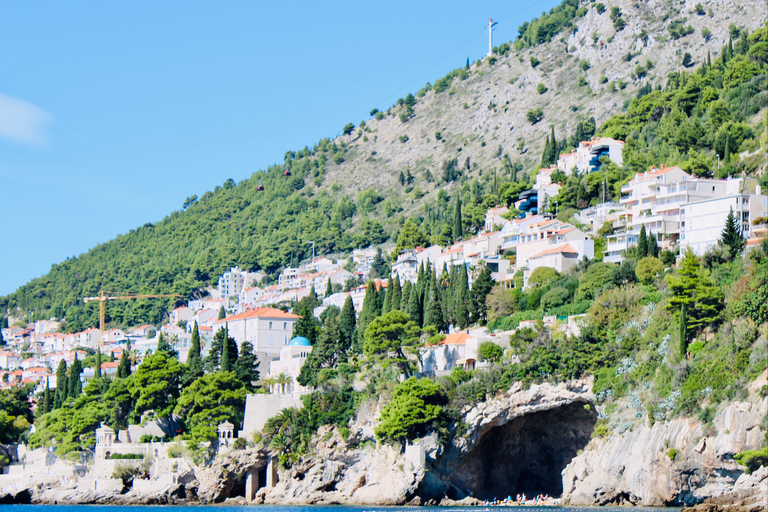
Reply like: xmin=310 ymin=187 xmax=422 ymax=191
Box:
xmin=276 ymin=373 xmax=292 ymax=395
xmin=261 ymin=376 xmax=277 ymax=394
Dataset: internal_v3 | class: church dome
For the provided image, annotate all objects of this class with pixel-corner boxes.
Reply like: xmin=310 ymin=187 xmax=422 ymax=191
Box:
xmin=288 ymin=336 xmax=311 ymax=346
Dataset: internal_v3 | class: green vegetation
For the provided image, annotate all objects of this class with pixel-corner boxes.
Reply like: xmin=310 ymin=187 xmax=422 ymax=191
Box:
xmin=514 ymin=0 xmax=584 ymax=49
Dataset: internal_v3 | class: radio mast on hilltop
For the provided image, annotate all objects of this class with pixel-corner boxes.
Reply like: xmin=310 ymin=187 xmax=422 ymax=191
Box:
xmin=487 ymin=18 xmax=498 ymax=57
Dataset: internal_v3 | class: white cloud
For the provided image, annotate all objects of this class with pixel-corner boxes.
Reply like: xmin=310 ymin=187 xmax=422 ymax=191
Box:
xmin=0 ymin=93 xmax=53 ymax=146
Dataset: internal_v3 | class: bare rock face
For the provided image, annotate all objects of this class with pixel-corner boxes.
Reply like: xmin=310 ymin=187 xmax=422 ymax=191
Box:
xmin=562 ymin=374 xmax=768 ymax=507
xmin=256 ymin=427 xmax=424 ymax=505
xmin=420 ymin=378 xmax=597 ymax=502
xmin=195 ymin=448 xmax=268 ymax=503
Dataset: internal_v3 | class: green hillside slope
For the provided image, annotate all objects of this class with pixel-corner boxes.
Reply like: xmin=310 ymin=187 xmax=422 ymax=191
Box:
xmin=2 ymin=2 xmax=766 ymax=332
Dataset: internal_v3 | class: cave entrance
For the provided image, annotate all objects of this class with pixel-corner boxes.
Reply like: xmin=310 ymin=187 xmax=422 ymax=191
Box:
xmin=453 ymin=401 xmax=596 ymax=500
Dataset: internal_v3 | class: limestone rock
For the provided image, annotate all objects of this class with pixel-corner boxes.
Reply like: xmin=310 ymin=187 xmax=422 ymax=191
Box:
xmin=561 ymin=381 xmax=768 ymax=507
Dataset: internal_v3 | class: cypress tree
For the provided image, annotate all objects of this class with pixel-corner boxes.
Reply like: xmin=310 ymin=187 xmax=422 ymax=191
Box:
xmin=723 ymin=134 xmax=731 ymax=165
xmin=455 ymin=264 xmax=470 ymax=328
xmin=471 ymin=263 xmax=495 ymax=324
xmin=401 ymin=281 xmax=412 ymax=312
xmin=540 ymin=134 xmax=551 ymax=168
xmin=454 ymin=197 xmax=463 ymax=241
xmin=357 ymin=281 xmax=379 ymax=350
xmin=325 ymin=277 xmax=333 ymax=298
xmin=719 ymin=208 xmax=745 ymax=255
xmin=407 ymin=279 xmax=423 ymax=327
xmin=648 ymin=232 xmax=659 ymax=258
xmin=40 ymin=380 xmax=52 ymax=414
xmin=637 ymin=225 xmax=648 ymax=258
xmin=221 ymin=330 xmax=238 ymax=373
xmin=54 ymin=359 xmax=67 ymax=408
xmin=94 ymin=349 xmax=102 ymax=379
xmin=424 ymin=277 xmax=444 ymax=332
xmin=338 ymin=295 xmax=357 ymax=353
xmin=391 ymin=275 xmax=402 ymax=311
xmin=68 ymin=354 xmax=82 ymax=399
xmin=308 ymin=285 xmax=320 ymax=309
xmin=185 ymin=322 xmax=203 ymax=384
xmin=382 ymin=277 xmax=393 ymax=314
xmin=117 ymin=339 xmax=131 ymax=379
xmin=679 ymin=304 xmax=688 ymax=358
xmin=218 ymin=305 xmax=226 ymax=320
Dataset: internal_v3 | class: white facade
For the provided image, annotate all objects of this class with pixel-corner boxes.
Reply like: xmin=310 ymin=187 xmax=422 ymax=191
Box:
xmin=557 ymin=137 xmax=624 ymax=176
xmin=218 ymin=266 xmax=261 ymax=298
xmin=268 ymin=339 xmax=313 ymax=398
xmin=213 ymin=308 xmax=300 ymax=365
xmin=680 ymin=191 xmax=768 ymax=256
xmin=605 ymin=167 xmax=759 ymax=262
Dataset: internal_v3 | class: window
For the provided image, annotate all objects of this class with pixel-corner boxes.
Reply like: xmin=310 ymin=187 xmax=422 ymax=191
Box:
xmin=269 ymin=321 xmax=273 ymax=329
xmin=283 ymin=322 xmax=287 ymax=330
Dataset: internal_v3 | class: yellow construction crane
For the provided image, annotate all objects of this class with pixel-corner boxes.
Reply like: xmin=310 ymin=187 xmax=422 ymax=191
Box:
xmin=83 ymin=291 xmax=182 ymax=339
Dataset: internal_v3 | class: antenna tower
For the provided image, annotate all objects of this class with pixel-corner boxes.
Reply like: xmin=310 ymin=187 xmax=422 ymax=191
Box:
xmin=487 ymin=18 xmax=498 ymax=57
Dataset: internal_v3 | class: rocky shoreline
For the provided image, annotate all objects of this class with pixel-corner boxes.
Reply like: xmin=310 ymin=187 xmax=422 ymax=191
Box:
xmin=2 ymin=375 xmax=766 ymax=508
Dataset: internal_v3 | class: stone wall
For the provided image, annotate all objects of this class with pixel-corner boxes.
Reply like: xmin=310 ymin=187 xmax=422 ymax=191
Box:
xmin=239 ymin=394 xmax=302 ymax=437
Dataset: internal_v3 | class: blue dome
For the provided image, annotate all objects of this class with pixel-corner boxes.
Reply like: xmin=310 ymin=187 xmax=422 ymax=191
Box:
xmin=288 ymin=336 xmax=311 ymax=347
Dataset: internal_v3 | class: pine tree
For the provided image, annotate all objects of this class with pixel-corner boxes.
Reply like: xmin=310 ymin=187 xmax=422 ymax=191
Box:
xmin=453 ymin=197 xmax=463 ymax=241
xmin=68 ymin=354 xmax=82 ymax=399
xmin=184 ymin=322 xmax=203 ymax=385
xmin=325 ymin=277 xmax=333 ymax=298
xmin=719 ymin=207 xmax=745 ymax=255
xmin=391 ymin=275 xmax=402 ymax=311
xmin=637 ymin=225 xmax=648 ymax=258
xmin=338 ymin=295 xmax=357 ymax=353
xmin=679 ymin=304 xmax=688 ymax=358
xmin=117 ymin=339 xmax=132 ymax=379
xmin=234 ymin=341 xmax=259 ymax=389
xmin=382 ymin=276 xmax=394 ymax=314
xmin=293 ymin=302 xmax=319 ymax=344
xmin=54 ymin=359 xmax=67 ymax=408
xmin=94 ymin=349 xmax=102 ymax=379
xmin=157 ymin=332 xmax=177 ymax=358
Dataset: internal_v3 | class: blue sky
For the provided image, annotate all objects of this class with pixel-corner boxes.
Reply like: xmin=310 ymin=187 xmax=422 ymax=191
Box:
xmin=1 ymin=0 xmax=561 ymax=296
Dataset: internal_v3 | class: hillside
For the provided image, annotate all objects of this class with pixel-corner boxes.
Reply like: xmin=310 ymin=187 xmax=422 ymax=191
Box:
xmin=1 ymin=0 xmax=766 ymax=331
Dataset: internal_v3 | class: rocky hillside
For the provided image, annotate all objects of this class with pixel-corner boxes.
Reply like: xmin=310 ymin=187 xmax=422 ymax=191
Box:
xmin=1 ymin=0 xmax=765 ymax=327
xmin=324 ymin=0 xmax=765 ymax=204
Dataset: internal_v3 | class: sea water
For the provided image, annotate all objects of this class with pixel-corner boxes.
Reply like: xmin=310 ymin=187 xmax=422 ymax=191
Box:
xmin=0 ymin=505 xmax=683 ymax=512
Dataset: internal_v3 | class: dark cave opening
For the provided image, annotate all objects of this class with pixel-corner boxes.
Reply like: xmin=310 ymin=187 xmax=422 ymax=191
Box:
xmin=453 ymin=401 xmax=597 ymax=500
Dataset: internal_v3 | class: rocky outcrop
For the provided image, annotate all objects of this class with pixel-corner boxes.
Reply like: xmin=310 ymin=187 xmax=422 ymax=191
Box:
xmin=195 ymin=448 xmax=267 ymax=503
xmin=255 ymin=427 xmax=424 ymax=505
xmin=421 ymin=378 xmax=596 ymax=501
xmin=562 ymin=372 xmax=768 ymax=506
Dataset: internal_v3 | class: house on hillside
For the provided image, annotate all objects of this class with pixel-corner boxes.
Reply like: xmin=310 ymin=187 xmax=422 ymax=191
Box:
xmin=213 ymin=308 xmax=300 ymax=367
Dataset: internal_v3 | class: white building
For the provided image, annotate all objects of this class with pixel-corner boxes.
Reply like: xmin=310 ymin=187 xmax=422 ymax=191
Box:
xmin=213 ymin=307 xmax=300 ymax=367
xmin=557 ymin=137 xmax=624 ymax=176
xmin=268 ymin=336 xmax=313 ymax=398
xmin=218 ymin=266 xmax=262 ymax=298
xmin=515 ymin=220 xmax=594 ymax=273
xmin=605 ymin=167 xmax=760 ymax=262
xmin=680 ymin=188 xmax=768 ymax=256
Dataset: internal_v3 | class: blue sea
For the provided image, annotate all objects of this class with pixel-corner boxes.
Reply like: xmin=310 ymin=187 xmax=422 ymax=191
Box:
xmin=0 ymin=506 xmax=683 ymax=512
